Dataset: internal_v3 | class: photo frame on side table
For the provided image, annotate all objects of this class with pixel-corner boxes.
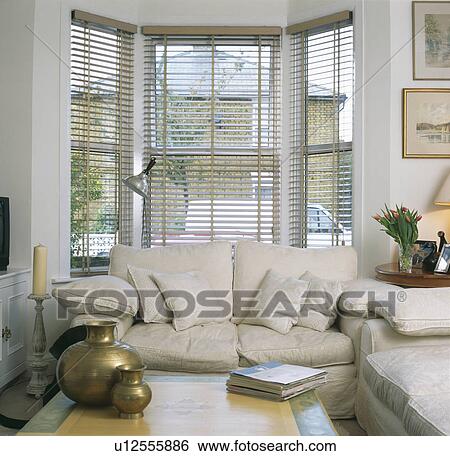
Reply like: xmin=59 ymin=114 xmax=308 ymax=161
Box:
xmin=435 ymin=244 xmax=450 ymax=273
xmin=403 ymin=88 xmax=450 ymax=158
xmin=413 ymin=1 xmax=450 ymax=80
xmin=412 ymin=240 xmax=437 ymax=269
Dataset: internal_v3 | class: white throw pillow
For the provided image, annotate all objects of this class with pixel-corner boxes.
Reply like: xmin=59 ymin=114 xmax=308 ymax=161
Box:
xmin=234 ymin=269 xmax=309 ymax=335
xmin=127 ymin=265 xmax=172 ymax=323
xmin=52 ymin=275 xmax=139 ymax=317
xmin=297 ymin=271 xmax=342 ymax=332
xmin=151 ymin=270 xmax=229 ymax=331
xmin=376 ymin=288 xmax=450 ymax=336
xmin=339 ymin=279 xmax=403 ymax=317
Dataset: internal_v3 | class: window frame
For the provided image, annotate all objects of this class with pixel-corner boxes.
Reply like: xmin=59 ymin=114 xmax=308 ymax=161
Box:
xmin=141 ymin=33 xmax=281 ymax=247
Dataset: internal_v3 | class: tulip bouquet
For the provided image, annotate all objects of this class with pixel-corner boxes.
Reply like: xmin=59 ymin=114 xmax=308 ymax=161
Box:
xmin=373 ymin=205 xmax=422 ymax=272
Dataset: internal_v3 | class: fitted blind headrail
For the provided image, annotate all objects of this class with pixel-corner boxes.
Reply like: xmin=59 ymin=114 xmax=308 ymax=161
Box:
xmin=142 ymin=26 xmax=282 ymax=36
xmin=72 ymin=10 xmax=137 ymax=34
xmin=286 ymin=11 xmax=352 ymax=35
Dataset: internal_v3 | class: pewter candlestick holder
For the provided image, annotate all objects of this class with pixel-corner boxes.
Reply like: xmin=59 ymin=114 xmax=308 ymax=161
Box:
xmin=27 ymin=293 xmax=51 ymax=398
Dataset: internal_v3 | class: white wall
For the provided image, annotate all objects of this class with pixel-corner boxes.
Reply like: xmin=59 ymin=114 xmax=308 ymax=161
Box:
xmin=0 ymin=0 xmax=35 ymax=268
xmin=389 ymin=0 xmax=450 ymax=245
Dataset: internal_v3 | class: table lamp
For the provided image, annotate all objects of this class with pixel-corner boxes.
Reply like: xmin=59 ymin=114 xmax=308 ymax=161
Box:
xmin=430 ymin=173 xmax=450 ymax=262
xmin=435 ymin=173 xmax=450 ymax=206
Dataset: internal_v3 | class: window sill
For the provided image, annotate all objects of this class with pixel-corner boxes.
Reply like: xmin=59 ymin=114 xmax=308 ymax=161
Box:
xmin=51 ymin=277 xmax=83 ymax=285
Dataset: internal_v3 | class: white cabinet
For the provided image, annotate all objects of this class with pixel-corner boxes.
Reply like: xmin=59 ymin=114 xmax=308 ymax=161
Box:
xmin=0 ymin=269 xmax=30 ymax=389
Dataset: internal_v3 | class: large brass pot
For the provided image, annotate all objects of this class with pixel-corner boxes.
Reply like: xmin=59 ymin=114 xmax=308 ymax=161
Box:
xmin=57 ymin=321 xmax=142 ymax=406
xmin=111 ymin=364 xmax=152 ymax=419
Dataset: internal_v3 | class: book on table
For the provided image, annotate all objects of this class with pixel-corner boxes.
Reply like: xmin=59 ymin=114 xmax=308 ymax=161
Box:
xmin=226 ymin=361 xmax=327 ymax=401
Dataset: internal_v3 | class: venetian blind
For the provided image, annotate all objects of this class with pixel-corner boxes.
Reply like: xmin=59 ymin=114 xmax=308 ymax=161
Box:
xmin=70 ymin=12 xmax=136 ymax=274
xmin=289 ymin=13 xmax=354 ymax=248
xmin=142 ymin=32 xmax=281 ymax=246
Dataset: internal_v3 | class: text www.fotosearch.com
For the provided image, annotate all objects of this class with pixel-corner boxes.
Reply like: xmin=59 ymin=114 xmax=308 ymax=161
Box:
xmin=113 ymin=439 xmax=337 ymax=453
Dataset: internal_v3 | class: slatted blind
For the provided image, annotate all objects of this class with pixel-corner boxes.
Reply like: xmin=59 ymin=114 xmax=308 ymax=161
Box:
xmin=142 ymin=33 xmax=281 ymax=246
xmin=289 ymin=15 xmax=354 ymax=248
xmin=70 ymin=14 xmax=135 ymax=274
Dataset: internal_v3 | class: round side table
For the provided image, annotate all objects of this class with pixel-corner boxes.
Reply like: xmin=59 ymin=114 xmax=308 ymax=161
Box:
xmin=375 ymin=263 xmax=450 ymax=288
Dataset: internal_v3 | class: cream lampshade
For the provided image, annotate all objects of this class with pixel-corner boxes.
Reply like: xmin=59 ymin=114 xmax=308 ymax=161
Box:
xmin=435 ymin=174 xmax=450 ymax=206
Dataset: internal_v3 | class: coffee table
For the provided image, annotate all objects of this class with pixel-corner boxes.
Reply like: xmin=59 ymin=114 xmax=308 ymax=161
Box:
xmin=19 ymin=376 xmax=336 ymax=436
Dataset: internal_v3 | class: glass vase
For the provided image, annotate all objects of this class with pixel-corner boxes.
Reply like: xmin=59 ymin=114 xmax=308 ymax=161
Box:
xmin=398 ymin=244 xmax=413 ymax=273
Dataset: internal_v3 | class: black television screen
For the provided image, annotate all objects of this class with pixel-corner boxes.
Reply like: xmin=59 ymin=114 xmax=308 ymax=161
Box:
xmin=0 ymin=197 xmax=10 ymax=271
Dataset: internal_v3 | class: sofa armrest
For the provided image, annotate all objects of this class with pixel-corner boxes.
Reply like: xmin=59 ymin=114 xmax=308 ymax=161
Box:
xmin=360 ymin=318 xmax=450 ymax=368
xmin=70 ymin=314 xmax=134 ymax=340
xmin=337 ymin=314 xmax=373 ymax=371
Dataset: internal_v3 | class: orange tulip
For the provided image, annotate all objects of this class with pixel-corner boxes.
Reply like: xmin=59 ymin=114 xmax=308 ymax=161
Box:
xmin=373 ymin=214 xmax=381 ymax=221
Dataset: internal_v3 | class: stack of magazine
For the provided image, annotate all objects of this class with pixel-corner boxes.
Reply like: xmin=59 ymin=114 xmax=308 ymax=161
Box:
xmin=226 ymin=361 xmax=327 ymax=401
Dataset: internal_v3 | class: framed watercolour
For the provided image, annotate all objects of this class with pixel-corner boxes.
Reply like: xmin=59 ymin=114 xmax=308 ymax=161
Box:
xmin=413 ymin=1 xmax=450 ymax=80
xmin=403 ymin=88 xmax=450 ymax=158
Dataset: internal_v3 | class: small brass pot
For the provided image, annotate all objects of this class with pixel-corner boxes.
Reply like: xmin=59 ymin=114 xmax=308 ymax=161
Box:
xmin=111 ymin=364 xmax=152 ymax=419
xmin=57 ymin=321 xmax=142 ymax=406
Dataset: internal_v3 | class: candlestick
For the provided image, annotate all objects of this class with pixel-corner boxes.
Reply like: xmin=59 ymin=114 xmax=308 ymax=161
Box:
xmin=32 ymin=244 xmax=47 ymax=296
xmin=27 ymin=293 xmax=51 ymax=398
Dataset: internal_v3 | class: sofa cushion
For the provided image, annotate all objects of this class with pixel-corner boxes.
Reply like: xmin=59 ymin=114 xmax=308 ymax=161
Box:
xmin=376 ymin=288 xmax=450 ymax=336
xmin=237 ymin=324 xmax=354 ymax=368
xmin=152 ymin=270 xmax=229 ymax=331
xmin=339 ymin=279 xmax=403 ymax=317
xmin=110 ymin=242 xmax=233 ymax=321
xmin=363 ymin=346 xmax=450 ymax=420
xmin=122 ymin=321 xmax=239 ymax=373
xmin=233 ymin=241 xmax=357 ymax=293
xmin=127 ymin=265 xmax=172 ymax=323
xmin=52 ymin=275 xmax=139 ymax=317
xmin=234 ymin=269 xmax=309 ymax=334
xmin=297 ymin=271 xmax=342 ymax=332
xmin=403 ymin=394 xmax=450 ymax=436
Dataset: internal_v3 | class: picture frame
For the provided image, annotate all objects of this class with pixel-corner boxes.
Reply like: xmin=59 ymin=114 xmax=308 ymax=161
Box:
xmin=413 ymin=1 xmax=450 ymax=80
xmin=403 ymin=88 xmax=450 ymax=158
xmin=434 ymin=243 xmax=450 ymax=273
xmin=412 ymin=240 xmax=437 ymax=269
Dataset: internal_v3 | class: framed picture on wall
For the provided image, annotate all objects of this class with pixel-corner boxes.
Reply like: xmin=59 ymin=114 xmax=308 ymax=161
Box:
xmin=413 ymin=1 xmax=450 ymax=80
xmin=403 ymin=88 xmax=450 ymax=158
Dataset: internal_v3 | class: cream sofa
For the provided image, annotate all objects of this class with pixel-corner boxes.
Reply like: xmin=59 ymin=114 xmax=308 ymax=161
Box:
xmin=337 ymin=283 xmax=450 ymax=436
xmin=355 ymin=318 xmax=450 ymax=435
xmin=64 ymin=240 xmax=359 ymax=419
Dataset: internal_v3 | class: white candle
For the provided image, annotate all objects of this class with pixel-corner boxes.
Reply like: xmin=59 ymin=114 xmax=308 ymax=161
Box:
xmin=32 ymin=244 xmax=48 ymax=296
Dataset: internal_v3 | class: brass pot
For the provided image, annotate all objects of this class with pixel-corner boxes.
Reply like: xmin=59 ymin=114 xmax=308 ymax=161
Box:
xmin=57 ymin=321 xmax=142 ymax=406
xmin=111 ymin=364 xmax=152 ymax=419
